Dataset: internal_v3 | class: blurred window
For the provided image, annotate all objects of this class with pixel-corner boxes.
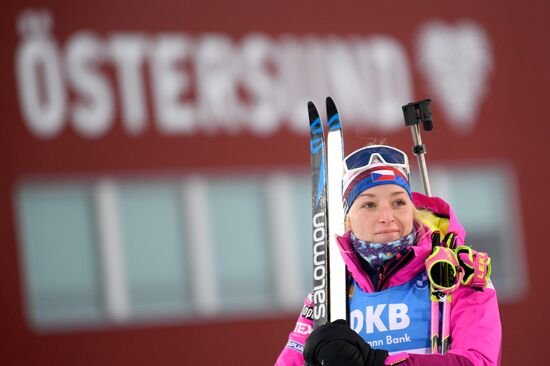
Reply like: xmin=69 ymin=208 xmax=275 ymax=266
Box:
xmin=118 ymin=181 xmax=192 ymax=318
xmin=290 ymin=175 xmax=314 ymax=293
xmin=206 ymin=178 xmax=275 ymax=312
xmin=14 ymin=163 xmax=524 ymax=330
xmin=15 ymin=183 xmax=104 ymax=328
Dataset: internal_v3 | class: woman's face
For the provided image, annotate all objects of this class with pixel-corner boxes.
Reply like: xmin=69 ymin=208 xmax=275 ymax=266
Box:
xmin=345 ymin=184 xmax=414 ymax=242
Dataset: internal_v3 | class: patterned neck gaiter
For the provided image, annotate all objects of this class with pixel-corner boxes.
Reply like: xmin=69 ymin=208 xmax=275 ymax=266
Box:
xmin=350 ymin=229 xmax=417 ymax=270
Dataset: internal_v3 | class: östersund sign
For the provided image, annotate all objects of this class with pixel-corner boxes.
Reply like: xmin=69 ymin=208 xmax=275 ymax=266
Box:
xmin=15 ymin=10 xmax=492 ymax=139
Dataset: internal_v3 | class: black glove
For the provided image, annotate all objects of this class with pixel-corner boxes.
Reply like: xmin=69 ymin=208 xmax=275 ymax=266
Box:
xmin=303 ymin=320 xmax=388 ymax=366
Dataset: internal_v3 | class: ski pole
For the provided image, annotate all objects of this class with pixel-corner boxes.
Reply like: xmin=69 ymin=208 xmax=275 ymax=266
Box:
xmin=402 ymin=99 xmax=433 ymax=196
xmin=402 ymin=99 xmax=452 ymax=354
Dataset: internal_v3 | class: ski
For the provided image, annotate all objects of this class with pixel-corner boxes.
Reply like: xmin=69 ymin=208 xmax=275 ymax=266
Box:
xmin=325 ymin=97 xmax=347 ymax=322
xmin=308 ymin=101 xmax=329 ymax=327
xmin=308 ymin=97 xmax=347 ymax=327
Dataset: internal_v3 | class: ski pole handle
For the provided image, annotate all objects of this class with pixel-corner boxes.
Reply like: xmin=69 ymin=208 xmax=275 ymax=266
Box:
xmin=402 ymin=99 xmax=433 ymax=197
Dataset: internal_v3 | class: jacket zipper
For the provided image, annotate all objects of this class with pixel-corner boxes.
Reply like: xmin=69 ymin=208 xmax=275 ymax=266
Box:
xmin=376 ymin=249 xmax=415 ymax=291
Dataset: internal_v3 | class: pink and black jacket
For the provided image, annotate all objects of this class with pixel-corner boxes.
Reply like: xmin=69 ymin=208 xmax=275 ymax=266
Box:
xmin=276 ymin=193 xmax=501 ymax=366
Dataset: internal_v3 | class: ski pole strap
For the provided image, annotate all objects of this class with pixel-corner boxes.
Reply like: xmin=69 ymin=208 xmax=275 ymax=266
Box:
xmin=425 ymin=246 xmax=463 ymax=294
xmin=455 ymin=246 xmax=492 ymax=288
xmin=431 ymin=231 xmax=458 ymax=250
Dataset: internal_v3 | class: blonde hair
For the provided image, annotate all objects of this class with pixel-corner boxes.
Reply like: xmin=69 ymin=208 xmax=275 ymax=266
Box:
xmin=413 ymin=208 xmax=431 ymax=243
xmin=357 ymin=137 xmax=389 ymax=147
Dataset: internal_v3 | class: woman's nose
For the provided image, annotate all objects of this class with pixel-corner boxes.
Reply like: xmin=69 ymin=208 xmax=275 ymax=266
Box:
xmin=378 ymin=205 xmax=394 ymax=222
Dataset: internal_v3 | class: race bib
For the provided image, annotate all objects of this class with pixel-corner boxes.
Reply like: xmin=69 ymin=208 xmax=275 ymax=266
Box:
xmin=349 ymin=273 xmax=432 ymax=354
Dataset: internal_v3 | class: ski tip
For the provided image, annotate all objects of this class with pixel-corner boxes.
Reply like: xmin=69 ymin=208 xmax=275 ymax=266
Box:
xmin=325 ymin=96 xmax=342 ymax=131
xmin=308 ymin=101 xmax=320 ymax=123
xmin=308 ymin=101 xmax=317 ymax=112
xmin=326 ymin=96 xmax=338 ymax=117
xmin=326 ymin=95 xmax=335 ymax=107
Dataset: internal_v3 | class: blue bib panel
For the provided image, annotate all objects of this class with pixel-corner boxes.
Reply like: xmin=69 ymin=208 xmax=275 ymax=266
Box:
xmin=349 ymin=273 xmax=431 ymax=354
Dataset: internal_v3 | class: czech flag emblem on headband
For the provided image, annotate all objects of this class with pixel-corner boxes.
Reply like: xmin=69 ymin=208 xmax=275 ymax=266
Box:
xmin=342 ymin=166 xmax=412 ymax=214
xmin=371 ymin=170 xmax=396 ymax=182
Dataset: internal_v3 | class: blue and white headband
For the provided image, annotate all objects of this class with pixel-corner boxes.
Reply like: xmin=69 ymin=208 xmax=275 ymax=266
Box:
xmin=342 ymin=165 xmax=412 ymax=214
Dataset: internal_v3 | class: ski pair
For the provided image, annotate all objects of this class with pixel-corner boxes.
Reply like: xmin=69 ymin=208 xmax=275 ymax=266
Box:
xmin=308 ymin=97 xmax=347 ymax=327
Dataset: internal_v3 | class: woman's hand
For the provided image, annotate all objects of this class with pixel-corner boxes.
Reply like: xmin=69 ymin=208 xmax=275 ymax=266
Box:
xmin=303 ymin=320 xmax=388 ymax=366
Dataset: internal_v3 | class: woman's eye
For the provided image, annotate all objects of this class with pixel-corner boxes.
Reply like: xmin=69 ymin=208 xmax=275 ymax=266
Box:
xmin=362 ymin=201 xmax=376 ymax=208
xmin=393 ymin=199 xmax=406 ymax=206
